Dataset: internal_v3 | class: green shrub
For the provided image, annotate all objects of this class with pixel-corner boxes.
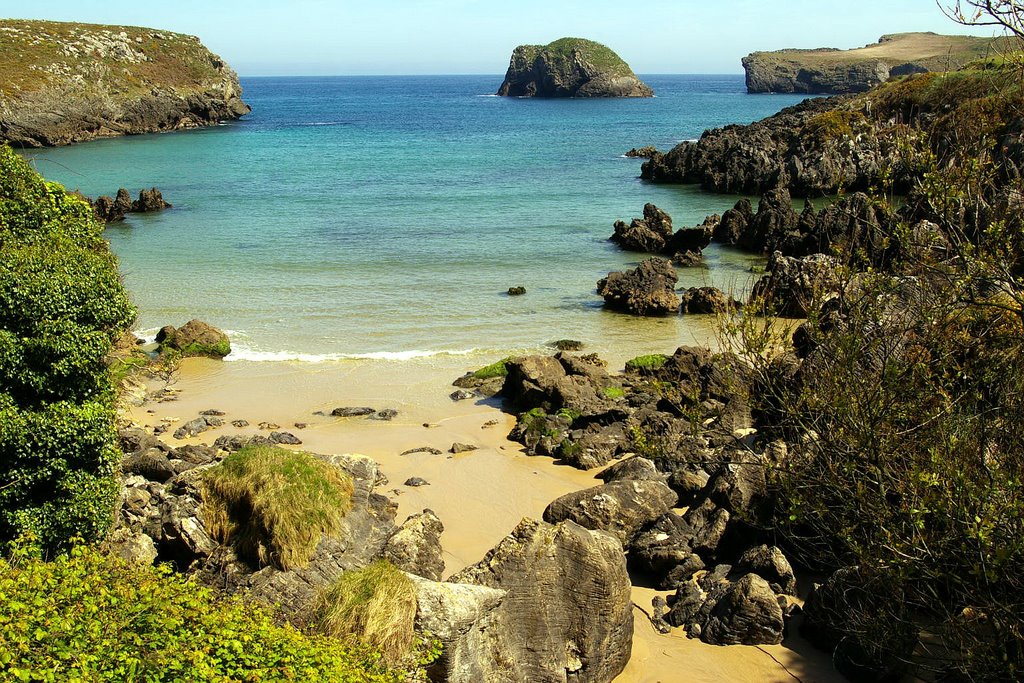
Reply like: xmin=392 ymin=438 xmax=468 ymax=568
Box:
xmin=603 ymin=386 xmax=626 ymax=399
xmin=0 ymin=322 xmax=112 ymax=405
xmin=312 ymin=561 xmax=420 ymax=665
xmin=0 ymin=242 xmax=135 ymax=338
xmin=0 ymin=543 xmax=407 ymax=682
xmin=624 ymin=354 xmax=668 ymax=372
xmin=0 ymin=398 xmax=120 ymax=551
xmin=202 ymin=446 xmax=354 ymax=570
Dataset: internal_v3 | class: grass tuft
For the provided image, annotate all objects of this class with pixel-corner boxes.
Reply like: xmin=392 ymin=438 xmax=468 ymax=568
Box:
xmin=625 ymin=354 xmax=669 ymax=372
xmin=312 ymin=560 xmax=418 ymax=664
xmin=202 ymin=445 xmax=353 ymax=570
xmin=471 ymin=357 xmax=510 ymax=380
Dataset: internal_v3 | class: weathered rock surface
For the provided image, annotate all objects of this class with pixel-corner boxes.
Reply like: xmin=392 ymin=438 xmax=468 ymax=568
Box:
xmin=597 ymin=258 xmax=680 ymax=316
xmin=750 ymin=251 xmax=840 ymax=317
xmin=679 ymin=287 xmax=735 ymax=315
xmin=156 ymin=319 xmax=230 ymax=358
xmin=736 ymin=544 xmax=797 ymax=595
xmin=0 ymin=20 xmax=250 ymax=147
xmin=543 ymin=479 xmax=678 ymax=546
xmin=689 ymin=573 xmax=785 ymax=645
xmin=611 ymin=203 xmax=674 ymax=253
xmin=383 ymin=509 xmax=445 ymax=581
xmin=449 ymin=518 xmax=633 ymax=683
xmin=497 ymin=37 xmax=652 ymax=98
xmin=742 ymin=33 xmax=1005 ymax=94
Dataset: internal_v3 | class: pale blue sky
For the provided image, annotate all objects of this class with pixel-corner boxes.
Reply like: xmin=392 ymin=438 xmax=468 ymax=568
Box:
xmin=0 ymin=1 xmax=1000 ymax=75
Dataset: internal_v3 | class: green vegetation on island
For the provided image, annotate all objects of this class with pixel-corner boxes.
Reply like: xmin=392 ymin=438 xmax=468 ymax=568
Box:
xmin=497 ymin=37 xmax=653 ymax=98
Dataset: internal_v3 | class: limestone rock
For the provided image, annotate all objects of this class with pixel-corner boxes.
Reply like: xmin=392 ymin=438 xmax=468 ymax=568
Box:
xmin=383 ymin=510 xmax=445 ymax=581
xmin=449 ymin=518 xmax=633 ymax=683
xmin=736 ymin=544 xmax=797 ymax=595
xmin=694 ymin=573 xmax=785 ymax=645
xmin=497 ymin=38 xmax=652 ymax=98
xmin=750 ymin=251 xmax=840 ymax=317
xmin=543 ymin=479 xmax=678 ymax=546
xmin=597 ymin=258 xmax=680 ymax=316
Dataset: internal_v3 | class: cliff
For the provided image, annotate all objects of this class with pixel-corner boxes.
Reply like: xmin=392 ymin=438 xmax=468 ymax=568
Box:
xmin=497 ymin=37 xmax=653 ymax=98
xmin=0 ymin=19 xmax=251 ymax=147
xmin=742 ymin=32 xmax=1006 ymax=94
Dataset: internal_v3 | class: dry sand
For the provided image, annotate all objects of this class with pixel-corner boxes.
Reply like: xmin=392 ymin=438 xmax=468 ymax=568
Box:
xmin=127 ymin=356 xmax=842 ymax=683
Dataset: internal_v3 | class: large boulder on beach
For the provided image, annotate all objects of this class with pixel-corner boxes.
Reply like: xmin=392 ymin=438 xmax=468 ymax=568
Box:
xmin=497 ymin=37 xmax=653 ymax=98
xmin=597 ymin=258 xmax=680 ymax=316
xmin=449 ymin=518 xmax=633 ymax=683
xmin=502 ymin=353 xmax=613 ymax=416
xmin=543 ymin=479 xmax=678 ymax=546
xmin=156 ymin=319 xmax=231 ymax=358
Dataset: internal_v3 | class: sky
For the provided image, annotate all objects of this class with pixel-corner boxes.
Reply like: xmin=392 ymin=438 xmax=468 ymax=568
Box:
xmin=0 ymin=0 xmax=1003 ymax=75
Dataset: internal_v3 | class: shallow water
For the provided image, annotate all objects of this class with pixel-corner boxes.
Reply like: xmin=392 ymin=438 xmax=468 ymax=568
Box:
xmin=22 ymin=75 xmax=807 ymax=365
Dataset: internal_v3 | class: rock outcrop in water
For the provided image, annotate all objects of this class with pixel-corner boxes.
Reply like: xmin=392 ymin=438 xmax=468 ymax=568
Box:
xmin=497 ymin=37 xmax=653 ymax=98
xmin=742 ymin=32 xmax=1005 ymax=94
xmin=0 ymin=20 xmax=250 ymax=147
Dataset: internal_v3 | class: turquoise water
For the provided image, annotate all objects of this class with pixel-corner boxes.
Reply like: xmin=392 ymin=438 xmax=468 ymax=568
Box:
xmin=21 ymin=75 xmax=807 ymax=362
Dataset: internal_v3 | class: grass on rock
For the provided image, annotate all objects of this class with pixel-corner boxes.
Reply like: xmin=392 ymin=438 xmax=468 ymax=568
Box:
xmin=312 ymin=561 xmax=418 ymax=665
xmin=202 ymin=445 xmax=353 ymax=571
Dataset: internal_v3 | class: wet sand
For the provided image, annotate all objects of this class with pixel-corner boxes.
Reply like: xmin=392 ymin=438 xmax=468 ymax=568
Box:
xmin=127 ymin=357 xmax=842 ymax=683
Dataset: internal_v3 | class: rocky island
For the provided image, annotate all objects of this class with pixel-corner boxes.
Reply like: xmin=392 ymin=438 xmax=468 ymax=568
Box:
xmin=0 ymin=20 xmax=250 ymax=147
xmin=742 ymin=32 xmax=1005 ymax=93
xmin=497 ymin=37 xmax=653 ymax=98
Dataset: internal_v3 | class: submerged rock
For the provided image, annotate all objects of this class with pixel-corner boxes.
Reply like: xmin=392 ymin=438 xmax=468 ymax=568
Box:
xmin=497 ymin=37 xmax=653 ymax=98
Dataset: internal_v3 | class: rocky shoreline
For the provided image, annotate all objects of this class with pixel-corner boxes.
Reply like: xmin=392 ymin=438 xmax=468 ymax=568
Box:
xmin=0 ymin=20 xmax=250 ymax=147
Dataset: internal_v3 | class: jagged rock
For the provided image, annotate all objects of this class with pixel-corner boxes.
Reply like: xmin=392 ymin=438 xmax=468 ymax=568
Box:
xmin=132 ymin=187 xmax=171 ymax=212
xmin=679 ymin=286 xmax=736 ymax=315
xmin=597 ymin=456 xmax=663 ymax=484
xmin=543 ymin=479 xmax=678 ymax=546
xmin=497 ymin=37 xmax=653 ymax=98
xmin=666 ymin=465 xmax=711 ymax=507
xmin=667 ymin=582 xmax=705 ymax=628
xmin=682 ymin=499 xmax=731 ymax=557
xmin=610 ymin=203 xmax=674 ymax=253
xmin=502 ymin=354 xmax=614 ymax=417
xmin=736 ymin=545 xmax=797 ymax=595
xmin=667 ymin=214 xmax=717 ymax=255
xmin=743 ymin=187 xmax=802 ymax=253
xmin=692 ymin=573 xmax=785 ymax=645
xmin=715 ymin=199 xmax=754 ymax=244
xmin=552 ymin=339 xmax=584 ymax=351
xmin=405 ymin=477 xmax=430 ymax=487
xmin=450 ymin=518 xmax=633 ymax=683
xmin=213 ymin=434 xmax=274 ymax=452
xmin=383 ymin=510 xmax=445 ymax=581
xmin=628 ymin=512 xmax=706 ymax=588
xmin=93 ymin=188 xmax=134 ymax=222
xmin=698 ymin=456 xmax=771 ymax=523
xmin=597 ymin=258 xmax=680 ymax=316
xmin=671 ymin=250 xmax=704 ymax=267
xmin=156 ymin=319 xmax=230 ymax=358
xmin=750 ymin=251 xmax=840 ymax=317
xmin=0 ymin=20 xmax=250 ymax=148
xmin=625 ymin=146 xmax=659 ymax=158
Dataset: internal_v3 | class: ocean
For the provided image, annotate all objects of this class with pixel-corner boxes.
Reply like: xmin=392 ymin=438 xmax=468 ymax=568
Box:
xmin=21 ymin=75 xmax=807 ymax=365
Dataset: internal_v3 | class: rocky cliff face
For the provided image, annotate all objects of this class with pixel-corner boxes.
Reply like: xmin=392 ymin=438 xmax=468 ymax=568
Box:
xmin=0 ymin=20 xmax=250 ymax=147
xmin=497 ymin=38 xmax=653 ymax=98
xmin=742 ymin=32 xmax=1005 ymax=94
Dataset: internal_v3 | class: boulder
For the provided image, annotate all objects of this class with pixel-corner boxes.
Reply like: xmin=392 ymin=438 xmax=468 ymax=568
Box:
xmin=543 ymin=479 xmax=678 ymax=546
xmin=597 ymin=456 xmax=663 ymax=484
xmin=610 ymin=203 xmax=674 ymax=253
xmin=597 ymin=258 xmax=680 ymax=316
xmin=679 ymin=287 xmax=736 ymax=315
xmin=131 ymin=187 xmax=171 ymax=212
xmin=750 ymin=251 xmax=840 ymax=317
xmin=556 ymin=422 xmax=629 ymax=470
xmin=497 ymin=37 xmax=653 ymax=98
xmin=736 ymin=544 xmax=797 ymax=595
xmin=715 ymin=199 xmax=754 ymax=245
xmin=666 ymin=214 xmax=717 ymax=255
xmin=692 ymin=573 xmax=785 ymax=645
xmin=383 ymin=510 xmax=445 ymax=581
xmin=450 ymin=518 xmax=633 ymax=683
xmin=502 ymin=354 xmax=613 ymax=417
xmin=156 ymin=319 xmax=230 ymax=358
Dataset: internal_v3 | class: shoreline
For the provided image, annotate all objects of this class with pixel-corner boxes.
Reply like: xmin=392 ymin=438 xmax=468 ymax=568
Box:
xmin=125 ymin=356 xmax=841 ymax=683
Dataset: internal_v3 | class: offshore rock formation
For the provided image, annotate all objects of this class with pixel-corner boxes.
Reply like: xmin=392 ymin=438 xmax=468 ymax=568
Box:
xmin=742 ymin=33 xmax=1005 ymax=94
xmin=497 ymin=37 xmax=653 ymax=98
xmin=0 ymin=20 xmax=250 ymax=147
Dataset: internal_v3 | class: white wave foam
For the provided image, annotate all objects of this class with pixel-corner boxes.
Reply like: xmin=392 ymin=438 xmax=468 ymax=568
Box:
xmin=224 ymin=347 xmax=486 ymax=363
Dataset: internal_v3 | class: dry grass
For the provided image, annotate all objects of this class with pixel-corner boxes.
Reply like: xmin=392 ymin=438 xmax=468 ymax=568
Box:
xmin=311 ymin=561 xmax=418 ymax=664
xmin=202 ymin=445 xmax=353 ymax=571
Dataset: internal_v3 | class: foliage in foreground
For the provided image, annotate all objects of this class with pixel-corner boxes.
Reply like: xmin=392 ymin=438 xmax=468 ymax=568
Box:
xmin=0 ymin=145 xmax=135 ymax=552
xmin=0 ymin=543 xmax=407 ymax=682
xmin=202 ymin=445 xmax=354 ymax=571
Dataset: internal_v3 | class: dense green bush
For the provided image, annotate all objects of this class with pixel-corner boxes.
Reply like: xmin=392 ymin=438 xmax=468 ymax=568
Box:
xmin=0 ymin=543 xmax=408 ymax=682
xmin=0 ymin=144 xmax=135 ymax=552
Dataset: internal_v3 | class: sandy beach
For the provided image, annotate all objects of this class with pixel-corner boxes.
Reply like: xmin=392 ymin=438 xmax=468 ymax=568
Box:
xmin=124 ymin=356 xmax=843 ymax=683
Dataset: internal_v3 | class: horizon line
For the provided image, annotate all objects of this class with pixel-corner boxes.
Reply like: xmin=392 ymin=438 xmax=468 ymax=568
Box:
xmin=238 ymin=71 xmax=749 ymax=78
